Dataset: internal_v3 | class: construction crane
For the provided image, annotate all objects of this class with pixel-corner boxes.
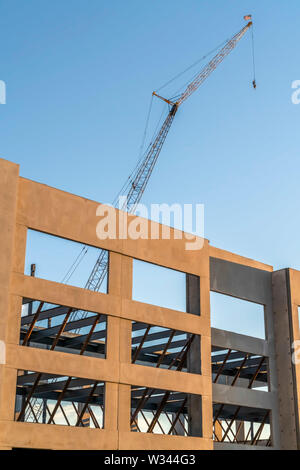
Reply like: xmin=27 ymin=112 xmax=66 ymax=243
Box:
xmin=70 ymin=18 xmax=253 ymax=320
xmin=24 ymin=19 xmax=253 ymax=423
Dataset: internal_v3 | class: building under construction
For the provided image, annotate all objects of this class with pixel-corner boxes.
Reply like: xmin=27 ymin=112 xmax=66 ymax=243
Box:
xmin=0 ymin=16 xmax=299 ymax=451
xmin=0 ymin=157 xmax=299 ymax=450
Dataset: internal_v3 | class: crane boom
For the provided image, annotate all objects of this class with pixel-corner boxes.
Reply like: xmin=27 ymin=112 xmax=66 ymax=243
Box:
xmin=71 ymin=20 xmax=252 ymax=318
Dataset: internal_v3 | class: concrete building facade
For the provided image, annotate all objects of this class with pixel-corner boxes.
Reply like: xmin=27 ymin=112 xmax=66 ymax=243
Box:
xmin=0 ymin=157 xmax=299 ymax=450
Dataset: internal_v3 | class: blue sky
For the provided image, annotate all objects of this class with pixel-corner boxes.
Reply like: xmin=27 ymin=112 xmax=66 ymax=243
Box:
xmin=2 ymin=1 xmax=300 ymax=337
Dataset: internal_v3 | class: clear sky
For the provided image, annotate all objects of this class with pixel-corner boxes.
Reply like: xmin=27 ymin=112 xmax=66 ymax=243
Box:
xmin=1 ymin=0 xmax=300 ymax=270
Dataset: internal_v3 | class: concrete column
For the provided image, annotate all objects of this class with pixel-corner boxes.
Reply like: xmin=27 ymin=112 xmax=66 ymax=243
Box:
xmin=272 ymin=269 xmax=299 ymax=449
xmin=108 ymin=252 xmax=132 ymax=437
xmin=186 ymin=274 xmax=201 ymax=374
xmin=0 ymin=159 xmax=20 ymax=449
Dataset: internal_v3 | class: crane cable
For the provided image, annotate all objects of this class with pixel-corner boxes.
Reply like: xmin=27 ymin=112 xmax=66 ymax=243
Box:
xmin=112 ymin=94 xmax=155 ymax=206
